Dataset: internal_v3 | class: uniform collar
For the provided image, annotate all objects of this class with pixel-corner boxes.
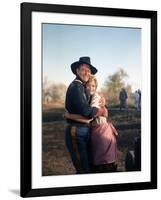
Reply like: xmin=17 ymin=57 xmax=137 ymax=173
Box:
xmin=74 ymin=76 xmax=86 ymax=85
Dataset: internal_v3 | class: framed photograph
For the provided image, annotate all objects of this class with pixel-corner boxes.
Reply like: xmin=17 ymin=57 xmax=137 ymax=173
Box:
xmin=20 ymin=2 xmax=157 ymax=197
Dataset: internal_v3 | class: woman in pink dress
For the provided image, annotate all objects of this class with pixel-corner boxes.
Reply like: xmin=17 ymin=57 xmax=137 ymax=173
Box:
xmin=64 ymin=75 xmax=118 ymax=173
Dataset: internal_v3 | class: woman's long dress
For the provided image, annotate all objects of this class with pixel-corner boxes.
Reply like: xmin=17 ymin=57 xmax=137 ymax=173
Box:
xmin=90 ymin=122 xmax=117 ymax=166
xmin=89 ymin=93 xmax=117 ymax=166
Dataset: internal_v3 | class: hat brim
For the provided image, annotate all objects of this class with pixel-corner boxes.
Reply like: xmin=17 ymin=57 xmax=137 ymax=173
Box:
xmin=71 ymin=61 xmax=97 ymax=75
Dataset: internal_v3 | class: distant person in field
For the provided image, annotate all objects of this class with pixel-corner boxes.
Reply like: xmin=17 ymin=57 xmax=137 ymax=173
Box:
xmin=134 ymin=90 xmax=140 ymax=111
xmin=64 ymin=57 xmax=107 ymax=174
xmin=119 ymin=88 xmax=128 ymax=111
xmin=137 ymin=89 xmax=141 ymax=110
xmin=65 ymin=75 xmax=118 ymax=173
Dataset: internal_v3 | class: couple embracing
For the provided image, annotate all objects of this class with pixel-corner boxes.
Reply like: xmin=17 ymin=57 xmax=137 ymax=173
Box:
xmin=64 ymin=57 xmax=118 ymax=174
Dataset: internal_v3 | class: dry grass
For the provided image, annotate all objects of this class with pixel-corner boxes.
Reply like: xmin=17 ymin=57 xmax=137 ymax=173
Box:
xmin=42 ymin=103 xmax=141 ymax=176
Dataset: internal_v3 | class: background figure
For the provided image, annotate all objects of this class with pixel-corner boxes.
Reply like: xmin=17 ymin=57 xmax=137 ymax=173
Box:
xmin=134 ymin=90 xmax=140 ymax=111
xmin=137 ymin=89 xmax=141 ymax=111
xmin=119 ymin=88 xmax=128 ymax=111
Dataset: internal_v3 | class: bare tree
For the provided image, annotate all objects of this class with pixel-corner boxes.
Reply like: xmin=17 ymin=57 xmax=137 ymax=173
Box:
xmin=43 ymin=77 xmax=67 ymax=104
xmin=43 ymin=76 xmax=52 ymax=104
xmin=49 ymin=83 xmax=67 ymax=103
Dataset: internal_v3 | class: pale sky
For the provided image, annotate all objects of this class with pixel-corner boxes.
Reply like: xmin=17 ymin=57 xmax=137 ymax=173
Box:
xmin=43 ymin=23 xmax=141 ymax=92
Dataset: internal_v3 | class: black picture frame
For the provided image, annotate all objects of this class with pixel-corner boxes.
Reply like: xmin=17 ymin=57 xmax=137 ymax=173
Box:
xmin=20 ymin=2 xmax=157 ymax=197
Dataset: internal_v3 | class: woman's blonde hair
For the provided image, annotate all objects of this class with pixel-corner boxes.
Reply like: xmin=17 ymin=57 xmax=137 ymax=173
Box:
xmin=86 ymin=75 xmax=98 ymax=88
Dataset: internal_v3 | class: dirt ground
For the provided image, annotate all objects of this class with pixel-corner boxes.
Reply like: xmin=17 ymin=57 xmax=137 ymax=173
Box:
xmin=42 ymin=103 xmax=141 ymax=176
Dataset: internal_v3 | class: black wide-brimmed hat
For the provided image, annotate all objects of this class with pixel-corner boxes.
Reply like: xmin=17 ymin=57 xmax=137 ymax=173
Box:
xmin=71 ymin=57 xmax=98 ymax=75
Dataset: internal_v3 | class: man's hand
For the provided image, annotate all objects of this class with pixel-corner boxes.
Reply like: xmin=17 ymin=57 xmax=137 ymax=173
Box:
xmin=102 ymin=107 xmax=108 ymax=117
xmin=96 ymin=107 xmax=108 ymax=117
xmin=62 ymin=110 xmax=70 ymax=119
xmin=86 ymin=118 xmax=94 ymax=124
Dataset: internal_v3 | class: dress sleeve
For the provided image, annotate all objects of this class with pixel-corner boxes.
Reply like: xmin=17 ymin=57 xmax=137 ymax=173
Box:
xmin=90 ymin=93 xmax=101 ymax=108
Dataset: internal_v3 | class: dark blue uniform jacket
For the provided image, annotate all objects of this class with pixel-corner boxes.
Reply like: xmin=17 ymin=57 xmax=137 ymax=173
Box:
xmin=65 ymin=77 xmax=98 ymax=124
